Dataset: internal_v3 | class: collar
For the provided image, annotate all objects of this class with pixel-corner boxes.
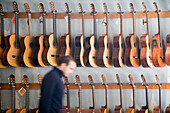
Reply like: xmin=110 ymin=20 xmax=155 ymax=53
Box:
xmin=53 ymin=66 xmax=63 ymax=78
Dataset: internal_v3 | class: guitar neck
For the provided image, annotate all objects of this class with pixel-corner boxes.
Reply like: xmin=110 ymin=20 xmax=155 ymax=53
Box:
xmin=106 ymin=13 xmax=108 ymax=36
xmin=78 ymin=86 xmax=82 ymax=109
xmin=105 ymin=86 xmax=108 ymax=108
xmin=0 ymin=13 xmax=5 ymax=47
xmin=42 ymin=13 xmax=46 ymax=37
xmin=119 ymin=84 xmax=123 ymax=108
xmin=159 ymin=85 xmax=162 ymax=111
xmin=26 ymin=86 xmax=29 ymax=113
xmin=66 ymin=85 xmax=70 ymax=109
xmin=15 ymin=12 xmax=19 ymax=48
xmin=27 ymin=13 xmax=33 ymax=41
xmin=120 ymin=13 xmax=124 ymax=45
xmin=157 ymin=12 xmax=160 ymax=35
xmin=92 ymin=85 xmax=96 ymax=109
xmin=145 ymin=86 xmax=149 ymax=109
xmin=68 ymin=13 xmax=71 ymax=38
xmin=53 ymin=12 xmax=57 ymax=46
xmin=132 ymin=87 xmax=136 ymax=113
xmin=145 ymin=12 xmax=149 ymax=35
xmin=11 ymin=86 xmax=16 ymax=113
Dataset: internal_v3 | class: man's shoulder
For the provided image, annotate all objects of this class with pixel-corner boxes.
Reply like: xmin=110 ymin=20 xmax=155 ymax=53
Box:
xmin=44 ymin=68 xmax=61 ymax=79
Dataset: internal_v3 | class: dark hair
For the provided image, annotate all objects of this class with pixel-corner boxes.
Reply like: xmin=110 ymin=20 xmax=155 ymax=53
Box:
xmin=58 ymin=56 xmax=76 ymax=66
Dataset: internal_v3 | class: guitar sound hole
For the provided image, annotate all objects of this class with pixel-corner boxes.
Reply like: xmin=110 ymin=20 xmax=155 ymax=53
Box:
xmin=51 ymin=55 xmax=59 ymax=57
xmin=149 ymin=56 xmax=152 ymax=60
xmin=12 ymin=55 xmax=19 ymax=58
xmin=134 ymin=43 xmax=136 ymax=47
xmin=160 ymin=56 xmax=164 ymax=59
xmin=28 ymin=57 xmax=32 ymax=59
xmin=133 ymin=56 xmax=139 ymax=59
xmin=93 ymin=56 xmax=97 ymax=59
xmin=30 ymin=42 xmax=34 ymax=49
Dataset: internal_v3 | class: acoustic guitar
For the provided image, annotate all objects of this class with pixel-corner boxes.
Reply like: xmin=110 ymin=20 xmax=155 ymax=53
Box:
xmin=114 ymin=74 xmax=123 ymax=113
xmin=100 ymin=74 xmax=111 ymax=113
xmin=7 ymin=1 xmax=22 ymax=67
xmin=165 ymin=34 xmax=170 ymax=65
xmin=113 ymin=3 xmax=126 ymax=68
xmin=125 ymin=75 xmax=137 ymax=113
xmin=139 ymin=75 xmax=151 ymax=113
xmin=97 ymin=3 xmax=112 ymax=67
xmin=59 ymin=3 xmax=74 ymax=58
xmin=21 ymin=3 xmax=35 ymax=67
xmin=75 ymin=75 xmax=82 ymax=113
xmin=153 ymin=75 xmax=161 ymax=113
xmin=124 ymin=3 xmax=140 ymax=67
xmin=46 ymin=2 xmax=60 ymax=66
xmin=74 ymin=3 xmax=86 ymax=67
xmin=0 ymin=4 xmax=8 ymax=68
xmin=88 ymin=3 xmax=99 ymax=67
xmin=16 ymin=75 xmax=31 ymax=113
xmin=140 ymin=2 xmax=154 ymax=67
xmin=152 ymin=2 xmax=166 ymax=67
xmin=5 ymin=74 xmax=17 ymax=113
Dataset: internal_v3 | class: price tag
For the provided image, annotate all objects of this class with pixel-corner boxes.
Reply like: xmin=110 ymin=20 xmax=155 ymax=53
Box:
xmin=18 ymin=87 xmax=26 ymax=96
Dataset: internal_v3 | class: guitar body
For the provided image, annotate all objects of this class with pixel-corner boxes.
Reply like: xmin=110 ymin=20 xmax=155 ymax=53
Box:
xmin=59 ymin=35 xmax=74 ymax=58
xmin=32 ymin=36 xmax=40 ymax=66
xmin=19 ymin=37 xmax=26 ymax=66
xmin=7 ymin=33 xmax=22 ymax=67
xmin=2 ymin=36 xmax=10 ymax=66
xmin=42 ymin=35 xmax=50 ymax=66
xmin=114 ymin=105 xmax=123 ymax=113
xmin=83 ymin=36 xmax=91 ymax=67
xmin=97 ymin=35 xmax=112 ymax=67
xmin=113 ymin=35 xmax=125 ymax=67
xmin=47 ymin=34 xmax=60 ymax=66
xmin=165 ymin=34 xmax=170 ymax=65
xmin=0 ymin=36 xmax=8 ymax=68
xmin=125 ymin=108 xmax=134 ymax=113
xmin=166 ymin=105 xmax=170 ymax=113
xmin=23 ymin=35 xmax=35 ymax=67
xmin=152 ymin=34 xmax=166 ymax=67
xmin=37 ymin=35 xmax=48 ymax=67
xmin=140 ymin=34 xmax=153 ymax=67
xmin=100 ymin=107 xmax=111 ymax=113
xmin=89 ymin=35 xmax=99 ymax=67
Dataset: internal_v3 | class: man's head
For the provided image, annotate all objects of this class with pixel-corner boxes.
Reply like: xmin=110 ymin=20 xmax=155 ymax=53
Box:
xmin=58 ymin=56 xmax=77 ymax=76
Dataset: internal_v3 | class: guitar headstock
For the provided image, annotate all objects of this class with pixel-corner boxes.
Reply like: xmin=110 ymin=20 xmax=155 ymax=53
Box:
xmin=75 ymin=75 xmax=81 ymax=86
xmin=12 ymin=1 xmax=19 ymax=12
xmin=88 ymin=75 xmax=94 ymax=86
xmin=64 ymin=76 xmax=69 ymax=85
xmin=24 ymin=3 xmax=31 ymax=13
xmin=155 ymin=75 xmax=162 ymax=87
xmin=78 ymin=3 xmax=85 ymax=14
xmin=8 ymin=74 xmax=16 ymax=86
xmin=23 ymin=75 xmax=29 ymax=86
xmin=153 ymin=2 xmax=160 ymax=13
xmin=65 ymin=3 xmax=71 ymax=13
xmin=129 ymin=75 xmax=135 ymax=88
xmin=38 ymin=74 xmax=43 ymax=85
xmin=50 ymin=2 xmax=56 ymax=13
xmin=90 ymin=3 xmax=96 ymax=14
xmin=129 ymin=3 xmax=136 ymax=13
xmin=101 ymin=74 xmax=108 ymax=87
xmin=39 ymin=3 xmax=45 ymax=13
xmin=116 ymin=74 xmax=122 ymax=85
xmin=141 ymin=75 xmax=148 ymax=87
xmin=117 ymin=3 xmax=122 ymax=13
xmin=0 ymin=4 xmax=3 ymax=13
xmin=142 ymin=2 xmax=147 ymax=13
xmin=103 ymin=3 xmax=109 ymax=14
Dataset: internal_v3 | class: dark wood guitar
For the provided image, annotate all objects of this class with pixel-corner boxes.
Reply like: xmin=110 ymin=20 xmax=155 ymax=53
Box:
xmin=124 ymin=3 xmax=140 ymax=67
xmin=5 ymin=74 xmax=16 ymax=113
xmin=125 ymin=75 xmax=137 ymax=113
xmin=7 ymin=1 xmax=22 ymax=67
xmin=97 ymin=3 xmax=112 ymax=67
xmin=21 ymin=3 xmax=35 ymax=67
xmin=100 ymin=74 xmax=111 ymax=113
xmin=153 ymin=75 xmax=161 ymax=113
xmin=59 ymin=3 xmax=74 ymax=58
xmin=0 ymin=4 xmax=8 ymax=68
xmin=74 ymin=3 xmax=86 ymax=67
xmin=165 ymin=34 xmax=170 ymax=65
xmin=152 ymin=2 xmax=166 ymax=67
xmin=139 ymin=75 xmax=151 ymax=113
xmin=113 ymin=3 xmax=126 ymax=68
xmin=140 ymin=2 xmax=154 ymax=67
xmin=114 ymin=74 xmax=123 ymax=113
xmin=47 ymin=2 xmax=60 ymax=66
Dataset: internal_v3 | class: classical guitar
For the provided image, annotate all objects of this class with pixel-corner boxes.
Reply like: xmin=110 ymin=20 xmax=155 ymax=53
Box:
xmin=5 ymin=74 xmax=16 ymax=113
xmin=165 ymin=34 xmax=170 ymax=65
xmin=97 ymin=3 xmax=112 ymax=67
xmin=114 ymin=74 xmax=123 ymax=113
xmin=100 ymin=74 xmax=111 ymax=113
xmin=124 ymin=3 xmax=140 ymax=67
xmin=0 ymin=4 xmax=8 ymax=68
xmin=152 ymin=2 xmax=166 ymax=67
xmin=74 ymin=3 xmax=86 ymax=67
xmin=153 ymin=75 xmax=161 ymax=113
xmin=16 ymin=75 xmax=31 ymax=113
xmin=7 ymin=1 xmax=22 ymax=67
xmin=140 ymin=2 xmax=154 ymax=67
xmin=21 ymin=3 xmax=35 ymax=67
xmin=46 ymin=2 xmax=60 ymax=66
xmin=139 ymin=75 xmax=151 ymax=113
xmin=125 ymin=75 xmax=137 ymax=113
xmin=75 ymin=75 xmax=82 ymax=113
xmin=113 ymin=3 xmax=126 ymax=68
xmin=59 ymin=3 xmax=74 ymax=58
xmin=88 ymin=3 xmax=99 ymax=67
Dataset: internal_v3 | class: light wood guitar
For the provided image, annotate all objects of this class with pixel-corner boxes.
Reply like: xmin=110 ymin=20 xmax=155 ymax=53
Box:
xmin=124 ymin=3 xmax=140 ymax=67
xmin=0 ymin=4 xmax=8 ymax=68
xmin=113 ymin=3 xmax=126 ymax=68
xmin=152 ymin=2 xmax=166 ymax=67
xmin=97 ymin=3 xmax=112 ymax=67
xmin=140 ymin=2 xmax=154 ymax=67
xmin=21 ymin=3 xmax=35 ymax=67
xmin=46 ymin=2 xmax=60 ymax=66
xmin=7 ymin=1 xmax=22 ymax=67
xmin=153 ymin=75 xmax=161 ymax=113
xmin=59 ymin=3 xmax=74 ymax=58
